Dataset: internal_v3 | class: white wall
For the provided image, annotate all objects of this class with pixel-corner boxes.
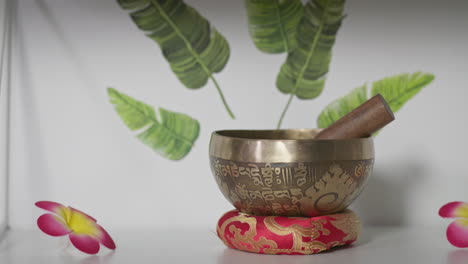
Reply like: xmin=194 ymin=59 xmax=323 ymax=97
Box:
xmin=9 ymin=0 xmax=468 ymax=230
xmin=0 ymin=0 xmax=10 ymax=235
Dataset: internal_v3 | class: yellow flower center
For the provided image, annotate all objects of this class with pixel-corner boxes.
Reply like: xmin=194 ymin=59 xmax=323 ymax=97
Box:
xmin=458 ymin=219 xmax=468 ymax=227
xmin=456 ymin=205 xmax=468 ymax=219
xmin=63 ymin=208 xmax=99 ymax=236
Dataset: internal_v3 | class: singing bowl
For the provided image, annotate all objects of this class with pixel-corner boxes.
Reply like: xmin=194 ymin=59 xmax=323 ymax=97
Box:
xmin=209 ymin=129 xmax=374 ymax=217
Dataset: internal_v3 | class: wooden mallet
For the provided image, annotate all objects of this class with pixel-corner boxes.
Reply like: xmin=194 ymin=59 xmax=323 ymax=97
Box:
xmin=315 ymin=94 xmax=395 ymax=140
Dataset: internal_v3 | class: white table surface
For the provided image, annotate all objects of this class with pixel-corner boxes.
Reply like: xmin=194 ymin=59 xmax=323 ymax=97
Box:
xmin=0 ymin=226 xmax=465 ymax=264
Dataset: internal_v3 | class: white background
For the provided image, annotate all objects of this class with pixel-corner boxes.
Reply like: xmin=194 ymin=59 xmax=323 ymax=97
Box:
xmin=8 ymin=0 xmax=468 ymax=231
xmin=0 ymin=0 xmax=9 ymax=234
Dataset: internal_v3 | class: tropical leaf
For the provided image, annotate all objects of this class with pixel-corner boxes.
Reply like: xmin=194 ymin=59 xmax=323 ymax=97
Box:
xmin=371 ymin=72 xmax=435 ymax=112
xmin=245 ymin=0 xmax=303 ymax=53
xmin=276 ymin=0 xmax=345 ymax=128
xmin=117 ymin=0 xmax=235 ymax=118
xmin=108 ymin=87 xmax=200 ymax=160
xmin=317 ymin=85 xmax=367 ymax=129
xmin=317 ymin=72 xmax=435 ymax=129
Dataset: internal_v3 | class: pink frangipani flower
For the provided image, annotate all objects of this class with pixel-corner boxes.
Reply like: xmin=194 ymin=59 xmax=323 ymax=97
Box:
xmin=439 ymin=201 xmax=468 ymax=248
xmin=35 ymin=201 xmax=116 ymax=254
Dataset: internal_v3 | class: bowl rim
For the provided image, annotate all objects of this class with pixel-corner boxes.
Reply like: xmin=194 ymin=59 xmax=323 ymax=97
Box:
xmin=212 ymin=128 xmax=372 ymax=142
xmin=209 ymin=128 xmax=374 ymax=162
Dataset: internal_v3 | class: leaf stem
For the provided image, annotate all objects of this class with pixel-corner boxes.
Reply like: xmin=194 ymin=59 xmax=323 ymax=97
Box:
xmin=149 ymin=0 xmax=235 ymax=119
xmin=277 ymin=94 xmax=294 ymax=129
xmin=209 ymin=76 xmax=235 ymax=119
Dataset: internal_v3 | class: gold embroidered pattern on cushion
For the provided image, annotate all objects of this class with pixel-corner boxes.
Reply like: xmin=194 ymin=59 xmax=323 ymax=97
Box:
xmin=330 ymin=212 xmax=362 ymax=241
xmin=263 ymin=216 xmax=330 ymax=254
xmin=217 ymin=213 xmax=277 ymax=253
xmin=217 ymin=210 xmax=361 ymax=255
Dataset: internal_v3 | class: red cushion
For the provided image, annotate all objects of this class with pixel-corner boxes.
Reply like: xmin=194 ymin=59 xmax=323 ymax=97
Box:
xmin=217 ymin=209 xmax=361 ymax=255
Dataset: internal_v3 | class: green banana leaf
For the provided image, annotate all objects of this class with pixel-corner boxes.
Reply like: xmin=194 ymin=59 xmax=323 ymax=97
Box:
xmin=108 ymin=88 xmax=200 ymax=160
xmin=317 ymin=72 xmax=435 ymax=129
xmin=245 ymin=0 xmax=303 ymax=53
xmin=372 ymin=72 xmax=435 ymax=113
xmin=317 ymin=85 xmax=367 ymax=129
xmin=276 ymin=0 xmax=345 ymax=128
xmin=117 ymin=0 xmax=235 ymax=118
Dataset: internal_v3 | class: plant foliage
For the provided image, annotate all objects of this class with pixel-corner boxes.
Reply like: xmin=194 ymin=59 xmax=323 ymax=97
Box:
xmin=245 ymin=0 xmax=304 ymax=53
xmin=317 ymin=72 xmax=435 ymax=129
xmin=108 ymin=88 xmax=200 ymax=160
xmin=276 ymin=0 xmax=345 ymax=128
xmin=117 ymin=0 xmax=235 ymax=118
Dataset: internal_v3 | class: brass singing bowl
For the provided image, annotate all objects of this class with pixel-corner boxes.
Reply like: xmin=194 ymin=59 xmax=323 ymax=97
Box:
xmin=209 ymin=129 xmax=374 ymax=217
